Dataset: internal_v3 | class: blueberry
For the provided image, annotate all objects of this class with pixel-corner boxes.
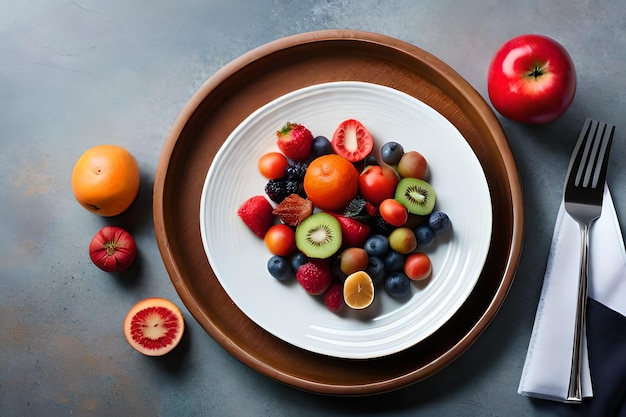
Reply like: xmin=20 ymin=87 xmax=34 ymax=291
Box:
xmin=380 ymin=141 xmax=404 ymax=165
xmin=384 ymin=250 xmax=406 ymax=272
xmin=364 ymin=155 xmax=379 ymax=166
xmin=290 ymin=252 xmax=309 ymax=272
xmin=385 ymin=272 xmax=411 ymax=299
xmin=310 ymin=136 xmax=333 ymax=158
xmin=267 ymin=255 xmax=292 ymax=281
xmin=415 ymin=223 xmax=435 ymax=245
xmin=366 ymin=256 xmax=386 ymax=285
xmin=364 ymin=234 xmax=389 ymax=258
xmin=429 ymin=211 xmax=451 ymax=234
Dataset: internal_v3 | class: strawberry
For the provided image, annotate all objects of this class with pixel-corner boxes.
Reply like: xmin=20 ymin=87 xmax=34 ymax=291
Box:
xmin=330 ymin=213 xmax=371 ymax=248
xmin=237 ymin=195 xmax=274 ymax=239
xmin=276 ymin=122 xmax=314 ymax=161
xmin=323 ymin=283 xmax=344 ymax=313
xmin=272 ymin=193 xmax=313 ymax=227
xmin=331 ymin=119 xmax=374 ymax=162
xmin=296 ymin=260 xmax=332 ymax=295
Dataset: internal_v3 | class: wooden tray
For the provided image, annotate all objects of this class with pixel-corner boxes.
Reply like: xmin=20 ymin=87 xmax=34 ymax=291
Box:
xmin=153 ymin=30 xmax=524 ymax=396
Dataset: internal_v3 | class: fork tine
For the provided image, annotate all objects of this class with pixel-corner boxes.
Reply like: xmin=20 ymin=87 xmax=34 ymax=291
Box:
xmin=565 ymin=118 xmax=615 ymax=203
xmin=589 ymin=122 xmax=613 ymax=188
xmin=572 ymin=118 xmax=596 ymax=188
xmin=573 ymin=119 xmax=613 ymax=189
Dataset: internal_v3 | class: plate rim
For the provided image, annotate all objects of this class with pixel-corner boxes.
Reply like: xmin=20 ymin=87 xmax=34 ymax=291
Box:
xmin=153 ymin=29 xmax=524 ymax=395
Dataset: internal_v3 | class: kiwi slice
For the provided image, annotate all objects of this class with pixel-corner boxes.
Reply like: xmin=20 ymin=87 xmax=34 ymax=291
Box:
xmin=394 ymin=178 xmax=436 ymax=216
xmin=295 ymin=212 xmax=342 ymax=259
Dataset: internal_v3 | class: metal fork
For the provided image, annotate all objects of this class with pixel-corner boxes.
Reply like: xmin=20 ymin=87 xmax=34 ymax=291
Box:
xmin=563 ymin=118 xmax=615 ymax=403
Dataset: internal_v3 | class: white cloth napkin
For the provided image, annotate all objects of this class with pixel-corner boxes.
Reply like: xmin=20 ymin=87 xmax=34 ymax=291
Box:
xmin=518 ymin=185 xmax=626 ymax=402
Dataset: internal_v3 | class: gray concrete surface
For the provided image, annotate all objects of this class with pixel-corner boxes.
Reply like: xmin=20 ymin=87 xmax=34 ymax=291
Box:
xmin=2 ymin=1 xmax=626 ymax=416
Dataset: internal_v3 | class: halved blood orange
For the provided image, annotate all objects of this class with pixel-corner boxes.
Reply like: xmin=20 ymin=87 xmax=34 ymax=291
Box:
xmin=123 ymin=298 xmax=184 ymax=356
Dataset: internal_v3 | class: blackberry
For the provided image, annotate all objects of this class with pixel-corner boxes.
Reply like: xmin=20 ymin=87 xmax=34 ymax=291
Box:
xmin=265 ymin=179 xmax=289 ymax=203
xmin=371 ymin=216 xmax=395 ymax=236
xmin=284 ymin=162 xmax=308 ymax=181
xmin=285 ymin=180 xmax=305 ymax=197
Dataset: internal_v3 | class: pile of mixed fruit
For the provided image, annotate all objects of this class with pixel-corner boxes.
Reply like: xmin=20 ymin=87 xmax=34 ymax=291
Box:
xmin=237 ymin=119 xmax=452 ymax=313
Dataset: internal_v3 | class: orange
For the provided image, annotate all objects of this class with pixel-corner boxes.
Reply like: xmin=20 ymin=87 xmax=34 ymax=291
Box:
xmin=71 ymin=144 xmax=140 ymax=217
xmin=303 ymin=154 xmax=359 ymax=211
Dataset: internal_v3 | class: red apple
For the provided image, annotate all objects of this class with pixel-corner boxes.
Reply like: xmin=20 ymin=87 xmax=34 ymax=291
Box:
xmin=487 ymin=34 xmax=576 ymax=124
xmin=89 ymin=226 xmax=137 ymax=272
xmin=358 ymin=164 xmax=399 ymax=205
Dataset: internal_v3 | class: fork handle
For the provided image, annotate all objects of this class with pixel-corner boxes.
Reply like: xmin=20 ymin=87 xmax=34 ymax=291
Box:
xmin=567 ymin=223 xmax=591 ymax=403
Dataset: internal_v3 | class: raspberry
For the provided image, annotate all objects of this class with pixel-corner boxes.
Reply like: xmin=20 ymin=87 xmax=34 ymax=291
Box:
xmin=323 ymin=283 xmax=344 ymax=313
xmin=296 ymin=260 xmax=332 ymax=295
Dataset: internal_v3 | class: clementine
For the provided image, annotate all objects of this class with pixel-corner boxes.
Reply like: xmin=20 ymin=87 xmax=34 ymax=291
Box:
xmin=303 ymin=154 xmax=359 ymax=212
xmin=71 ymin=144 xmax=140 ymax=217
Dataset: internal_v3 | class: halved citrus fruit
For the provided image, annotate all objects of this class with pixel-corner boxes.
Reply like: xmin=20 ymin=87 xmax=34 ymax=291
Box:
xmin=71 ymin=144 xmax=140 ymax=217
xmin=343 ymin=270 xmax=375 ymax=309
xmin=303 ymin=154 xmax=359 ymax=212
xmin=123 ymin=298 xmax=184 ymax=356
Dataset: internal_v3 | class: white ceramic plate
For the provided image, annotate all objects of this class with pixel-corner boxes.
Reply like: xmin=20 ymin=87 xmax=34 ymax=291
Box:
xmin=200 ymin=81 xmax=492 ymax=359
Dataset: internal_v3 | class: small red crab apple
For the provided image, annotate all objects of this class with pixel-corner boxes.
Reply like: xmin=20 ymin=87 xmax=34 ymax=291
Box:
xmin=89 ymin=226 xmax=137 ymax=272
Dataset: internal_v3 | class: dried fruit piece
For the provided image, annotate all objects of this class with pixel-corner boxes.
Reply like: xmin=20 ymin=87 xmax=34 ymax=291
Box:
xmin=237 ymin=195 xmax=274 ymax=238
xmin=331 ymin=119 xmax=374 ymax=162
xmin=272 ymin=194 xmax=313 ymax=226
xmin=123 ymin=298 xmax=184 ymax=356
